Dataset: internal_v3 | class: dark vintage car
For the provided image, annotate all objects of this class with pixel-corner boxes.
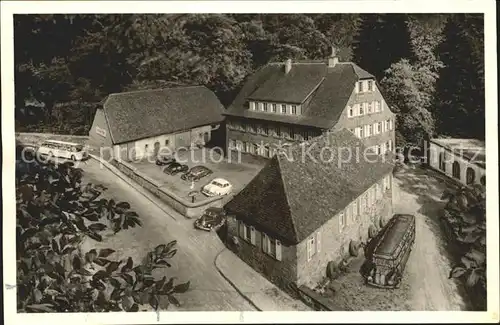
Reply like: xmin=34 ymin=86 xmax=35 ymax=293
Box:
xmin=362 ymin=214 xmax=416 ymax=289
xmin=163 ymin=162 xmax=189 ymax=175
xmin=155 ymin=154 xmax=176 ymax=166
xmin=194 ymin=207 xmax=226 ymax=231
xmin=181 ymin=165 xmax=213 ymax=182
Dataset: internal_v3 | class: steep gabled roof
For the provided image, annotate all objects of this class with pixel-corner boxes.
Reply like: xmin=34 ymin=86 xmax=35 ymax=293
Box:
xmin=224 ymin=61 xmax=375 ymax=129
xmin=247 ymin=63 xmax=327 ymax=103
xmin=224 ymin=129 xmax=394 ymax=244
xmin=103 ymin=86 xmax=225 ymax=144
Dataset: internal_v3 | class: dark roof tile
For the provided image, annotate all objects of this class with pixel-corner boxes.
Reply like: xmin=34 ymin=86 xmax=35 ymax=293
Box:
xmin=224 ymin=128 xmax=394 ymax=244
xmin=225 ymin=61 xmax=372 ymax=129
xmin=104 ymin=86 xmax=225 ymax=144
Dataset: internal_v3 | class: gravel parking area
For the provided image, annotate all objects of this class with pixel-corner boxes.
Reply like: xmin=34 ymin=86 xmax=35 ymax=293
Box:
xmin=130 ymin=148 xmax=265 ymax=204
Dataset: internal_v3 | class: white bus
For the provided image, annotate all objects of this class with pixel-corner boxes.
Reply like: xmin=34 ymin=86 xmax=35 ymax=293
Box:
xmin=37 ymin=140 xmax=88 ymax=161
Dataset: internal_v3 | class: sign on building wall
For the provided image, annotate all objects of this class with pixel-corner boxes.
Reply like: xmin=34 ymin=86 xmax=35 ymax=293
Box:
xmin=96 ymin=126 xmax=107 ymax=138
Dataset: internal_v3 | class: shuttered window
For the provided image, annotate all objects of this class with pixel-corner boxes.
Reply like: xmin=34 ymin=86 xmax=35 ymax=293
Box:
xmin=275 ymin=240 xmax=282 ymax=261
xmin=262 ymin=233 xmax=268 ymax=252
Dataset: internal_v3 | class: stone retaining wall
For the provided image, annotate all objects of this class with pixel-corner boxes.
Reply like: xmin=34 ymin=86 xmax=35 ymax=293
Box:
xmin=110 ymin=159 xmax=223 ymax=219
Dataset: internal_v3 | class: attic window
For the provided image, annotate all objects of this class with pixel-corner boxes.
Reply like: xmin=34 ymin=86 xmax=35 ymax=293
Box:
xmin=249 ymin=102 xmax=256 ymax=110
xmin=271 ymin=104 xmax=277 ymax=113
xmin=368 ymin=80 xmax=373 ymax=91
xmin=281 ymin=104 xmax=287 ymax=114
xmin=291 ymin=105 xmax=297 ymax=115
xmin=357 ymin=81 xmax=363 ymax=93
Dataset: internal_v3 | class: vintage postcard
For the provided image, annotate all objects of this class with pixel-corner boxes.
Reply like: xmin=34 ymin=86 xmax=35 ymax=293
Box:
xmin=2 ymin=0 xmax=498 ymax=324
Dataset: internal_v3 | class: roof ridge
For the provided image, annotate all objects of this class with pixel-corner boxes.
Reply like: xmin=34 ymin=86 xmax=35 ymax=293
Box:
xmin=107 ymin=85 xmax=207 ymax=97
xmin=275 ymin=155 xmax=300 ymax=242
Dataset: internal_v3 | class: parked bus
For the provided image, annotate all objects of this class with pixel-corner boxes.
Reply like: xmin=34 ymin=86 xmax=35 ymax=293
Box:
xmin=362 ymin=214 xmax=416 ymax=289
xmin=37 ymin=140 xmax=88 ymax=161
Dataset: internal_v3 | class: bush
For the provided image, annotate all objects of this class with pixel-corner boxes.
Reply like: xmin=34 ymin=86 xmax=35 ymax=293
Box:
xmin=349 ymin=240 xmax=360 ymax=257
xmin=16 ymin=153 xmax=189 ymax=312
xmin=326 ymin=261 xmax=338 ymax=280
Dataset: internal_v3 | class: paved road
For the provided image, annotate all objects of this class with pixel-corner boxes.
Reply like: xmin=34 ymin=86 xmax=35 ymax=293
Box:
xmin=394 ymin=165 xmax=468 ymax=310
xmin=80 ymin=159 xmax=256 ymax=311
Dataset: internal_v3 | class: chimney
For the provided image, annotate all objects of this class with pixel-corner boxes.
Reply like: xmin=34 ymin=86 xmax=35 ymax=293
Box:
xmin=328 ymin=46 xmax=339 ymax=68
xmin=285 ymin=58 xmax=292 ymax=74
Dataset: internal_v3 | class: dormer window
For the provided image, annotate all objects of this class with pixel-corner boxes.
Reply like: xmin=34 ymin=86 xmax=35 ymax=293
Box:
xmin=271 ymin=103 xmax=277 ymax=113
xmin=263 ymin=103 xmax=268 ymax=112
xmin=291 ymin=105 xmax=297 ymax=115
xmin=368 ymin=80 xmax=373 ymax=91
xmin=357 ymin=81 xmax=363 ymax=93
xmin=281 ymin=104 xmax=286 ymax=114
xmin=249 ymin=101 xmax=256 ymax=110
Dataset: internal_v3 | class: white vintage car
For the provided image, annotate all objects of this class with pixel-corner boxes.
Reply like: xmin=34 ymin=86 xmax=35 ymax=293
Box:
xmin=201 ymin=178 xmax=233 ymax=197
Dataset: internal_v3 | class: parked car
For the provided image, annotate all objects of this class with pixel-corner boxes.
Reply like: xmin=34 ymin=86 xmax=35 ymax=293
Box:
xmin=194 ymin=207 xmax=226 ymax=231
xmin=201 ymin=178 xmax=233 ymax=197
xmin=181 ymin=165 xmax=213 ymax=182
xmin=362 ymin=214 xmax=416 ymax=289
xmin=163 ymin=162 xmax=189 ymax=175
xmin=156 ymin=154 xmax=176 ymax=166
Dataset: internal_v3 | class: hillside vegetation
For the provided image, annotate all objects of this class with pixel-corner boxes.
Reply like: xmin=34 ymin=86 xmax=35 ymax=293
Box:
xmin=15 ymin=14 xmax=484 ymax=145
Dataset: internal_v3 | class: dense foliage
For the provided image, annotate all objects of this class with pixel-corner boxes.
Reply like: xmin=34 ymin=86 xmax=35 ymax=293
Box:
xmin=14 ymin=14 xmax=484 ymax=144
xmin=441 ymin=184 xmax=486 ymax=310
xmin=16 ymin=148 xmax=189 ymax=312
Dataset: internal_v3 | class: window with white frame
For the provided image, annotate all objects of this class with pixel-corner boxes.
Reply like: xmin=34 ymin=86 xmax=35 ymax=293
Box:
xmin=354 ymin=127 xmax=361 ymax=138
xmin=385 ymin=120 xmax=389 ymax=131
xmin=359 ymin=127 xmax=364 ymax=138
xmin=377 ymin=122 xmax=382 ymax=134
xmin=306 ymin=231 xmax=321 ymax=261
xmin=263 ymin=103 xmax=269 ymax=112
xmin=238 ymin=220 xmax=256 ymax=245
xmin=262 ymin=125 xmax=269 ymax=136
xmin=259 ymin=102 xmax=264 ymax=111
xmin=271 ymin=103 xmax=277 ymax=113
xmin=236 ymin=141 xmax=243 ymax=151
xmin=367 ymin=102 xmax=373 ymax=114
xmin=357 ymin=81 xmax=363 ymax=93
xmin=249 ymin=102 xmax=256 ymax=110
xmin=245 ymin=142 xmax=251 ymax=152
xmin=352 ymin=200 xmax=359 ymax=220
xmin=389 ymin=119 xmax=393 ymax=130
xmin=281 ymin=104 xmax=287 ymax=114
xmin=229 ymin=139 xmax=236 ymax=149
xmin=262 ymin=233 xmax=282 ymax=260
xmin=275 ymin=126 xmax=282 ymax=137
xmin=368 ymin=124 xmax=373 ymax=137
xmin=348 ymin=106 xmax=354 ymax=118
xmin=381 ymin=100 xmax=385 ymax=111
xmin=359 ymin=103 xmax=365 ymax=115
xmin=388 ymin=140 xmax=393 ymax=151
xmin=368 ymin=80 xmax=373 ymax=91
xmin=375 ymin=101 xmax=380 ymax=112
xmin=376 ymin=145 xmax=381 ymax=155
xmin=291 ymin=105 xmax=297 ymax=115
xmin=339 ymin=211 xmax=346 ymax=232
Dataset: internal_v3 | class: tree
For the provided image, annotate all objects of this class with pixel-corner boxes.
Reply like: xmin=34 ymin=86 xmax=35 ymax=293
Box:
xmin=442 ymin=184 xmax=486 ymax=310
xmin=381 ymin=59 xmax=436 ymax=146
xmin=16 ymin=149 xmax=189 ymax=312
xmin=353 ymin=14 xmax=414 ymax=80
xmin=434 ymin=14 xmax=485 ymax=139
